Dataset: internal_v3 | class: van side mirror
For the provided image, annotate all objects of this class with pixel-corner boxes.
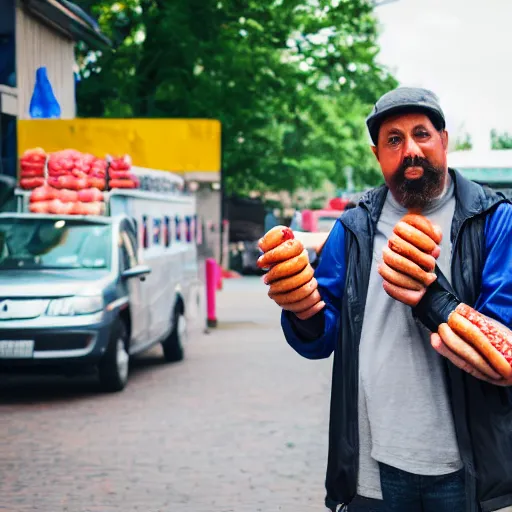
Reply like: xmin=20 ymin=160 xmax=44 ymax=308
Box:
xmin=121 ymin=265 xmax=151 ymax=282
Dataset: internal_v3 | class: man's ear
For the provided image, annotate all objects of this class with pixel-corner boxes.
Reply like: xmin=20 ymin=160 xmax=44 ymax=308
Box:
xmin=441 ymin=130 xmax=449 ymax=150
xmin=371 ymin=145 xmax=379 ymax=161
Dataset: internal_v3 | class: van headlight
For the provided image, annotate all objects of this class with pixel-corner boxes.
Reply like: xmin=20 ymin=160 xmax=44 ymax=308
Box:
xmin=46 ymin=296 xmax=104 ymax=316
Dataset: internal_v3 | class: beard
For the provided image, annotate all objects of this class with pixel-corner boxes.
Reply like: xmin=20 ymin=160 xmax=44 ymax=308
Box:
xmin=389 ymin=156 xmax=446 ymax=209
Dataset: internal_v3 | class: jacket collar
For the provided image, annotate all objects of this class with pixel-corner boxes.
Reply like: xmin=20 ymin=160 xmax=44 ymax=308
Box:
xmin=449 ymin=167 xmax=505 ymax=218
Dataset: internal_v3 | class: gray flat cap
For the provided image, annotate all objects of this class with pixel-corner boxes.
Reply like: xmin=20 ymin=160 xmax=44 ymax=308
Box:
xmin=366 ymin=87 xmax=446 ymax=144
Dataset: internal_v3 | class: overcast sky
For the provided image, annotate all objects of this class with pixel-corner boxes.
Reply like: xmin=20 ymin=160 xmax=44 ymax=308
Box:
xmin=374 ymin=0 xmax=512 ymax=150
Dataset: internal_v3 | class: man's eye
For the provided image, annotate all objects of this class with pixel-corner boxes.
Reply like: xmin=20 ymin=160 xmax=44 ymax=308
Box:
xmin=388 ymin=136 xmax=401 ymax=145
xmin=415 ymin=131 xmax=429 ymax=138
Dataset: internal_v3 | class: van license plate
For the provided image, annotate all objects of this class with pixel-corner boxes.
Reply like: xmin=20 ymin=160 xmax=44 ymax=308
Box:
xmin=0 ymin=340 xmax=34 ymax=359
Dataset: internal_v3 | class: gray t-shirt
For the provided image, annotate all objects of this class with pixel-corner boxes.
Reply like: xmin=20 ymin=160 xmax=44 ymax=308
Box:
xmin=357 ymin=178 xmax=463 ymax=500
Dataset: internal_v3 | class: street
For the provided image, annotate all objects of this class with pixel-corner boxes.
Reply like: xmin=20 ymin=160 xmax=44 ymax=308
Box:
xmin=0 ymin=277 xmax=332 ymax=512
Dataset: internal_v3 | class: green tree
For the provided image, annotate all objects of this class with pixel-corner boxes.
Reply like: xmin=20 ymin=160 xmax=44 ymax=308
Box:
xmin=74 ymin=0 xmax=396 ymax=194
xmin=454 ymin=132 xmax=472 ymax=151
xmin=491 ymin=129 xmax=512 ymax=150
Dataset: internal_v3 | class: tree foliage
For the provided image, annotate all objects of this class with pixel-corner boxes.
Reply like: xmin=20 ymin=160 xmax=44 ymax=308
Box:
xmin=453 ymin=132 xmax=472 ymax=151
xmin=74 ymin=0 xmax=397 ymax=195
xmin=491 ymin=129 xmax=512 ymax=150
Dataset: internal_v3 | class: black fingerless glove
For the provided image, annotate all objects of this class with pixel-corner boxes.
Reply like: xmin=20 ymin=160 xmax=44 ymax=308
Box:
xmin=412 ymin=265 xmax=461 ymax=332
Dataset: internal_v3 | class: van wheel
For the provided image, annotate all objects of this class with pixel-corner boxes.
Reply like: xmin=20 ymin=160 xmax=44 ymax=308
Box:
xmin=162 ymin=310 xmax=185 ymax=362
xmin=98 ymin=319 xmax=130 ymax=392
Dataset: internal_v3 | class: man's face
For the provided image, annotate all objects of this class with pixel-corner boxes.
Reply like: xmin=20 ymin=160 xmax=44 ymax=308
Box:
xmin=371 ymin=112 xmax=449 ymax=210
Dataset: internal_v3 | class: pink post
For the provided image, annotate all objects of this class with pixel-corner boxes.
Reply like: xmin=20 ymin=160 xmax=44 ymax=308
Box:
xmin=216 ymin=261 xmax=223 ymax=291
xmin=206 ymin=258 xmax=218 ymax=328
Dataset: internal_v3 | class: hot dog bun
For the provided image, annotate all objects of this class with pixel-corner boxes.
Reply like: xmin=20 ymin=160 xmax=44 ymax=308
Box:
xmin=258 ymin=225 xmax=294 ymax=253
xmin=257 ymin=239 xmax=303 ymax=269
xmin=264 ymin=250 xmax=309 ymax=284
xmin=447 ymin=311 xmax=512 ymax=380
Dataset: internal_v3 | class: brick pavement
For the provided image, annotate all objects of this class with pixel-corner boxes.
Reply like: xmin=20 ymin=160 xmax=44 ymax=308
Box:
xmin=0 ymin=277 xmax=332 ymax=512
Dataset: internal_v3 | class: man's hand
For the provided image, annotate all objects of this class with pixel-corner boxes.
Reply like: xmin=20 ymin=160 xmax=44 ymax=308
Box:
xmin=378 ymin=217 xmax=442 ymax=307
xmin=271 ymin=277 xmax=326 ymax=320
xmin=378 ymin=243 xmax=440 ymax=307
xmin=431 ymin=325 xmax=512 ymax=386
xmin=378 ymin=263 xmax=427 ymax=306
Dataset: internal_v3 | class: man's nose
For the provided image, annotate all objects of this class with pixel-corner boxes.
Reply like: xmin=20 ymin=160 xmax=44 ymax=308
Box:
xmin=403 ymin=136 xmax=424 ymax=159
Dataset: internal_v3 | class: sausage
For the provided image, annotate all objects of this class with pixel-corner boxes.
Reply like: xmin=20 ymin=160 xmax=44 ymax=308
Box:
xmin=258 ymin=225 xmax=294 ymax=253
xmin=382 ymin=247 xmax=436 ymax=287
xmin=264 ymin=250 xmax=309 ymax=284
xmin=393 ymin=221 xmax=437 ymax=253
xmin=257 ymin=239 xmax=303 ymax=269
xmin=388 ymin=234 xmax=436 ymax=271
xmin=454 ymin=304 xmax=512 ymax=366
xmin=401 ymin=214 xmax=442 ymax=244
xmin=377 ymin=262 xmax=424 ymax=291
xmin=438 ymin=323 xmax=502 ymax=380
xmin=447 ymin=311 xmax=512 ymax=379
xmin=285 ymin=290 xmax=322 ymax=313
xmin=268 ymin=264 xmax=315 ymax=294
xmin=295 ymin=301 xmax=326 ymax=320
xmin=269 ymin=278 xmax=318 ymax=304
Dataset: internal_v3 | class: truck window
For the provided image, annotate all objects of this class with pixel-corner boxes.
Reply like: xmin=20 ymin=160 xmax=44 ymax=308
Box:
xmin=175 ymin=216 xmax=181 ymax=241
xmin=153 ymin=218 xmax=161 ymax=245
xmin=164 ymin=216 xmax=171 ymax=247
xmin=185 ymin=216 xmax=191 ymax=242
xmin=142 ymin=215 xmax=149 ymax=249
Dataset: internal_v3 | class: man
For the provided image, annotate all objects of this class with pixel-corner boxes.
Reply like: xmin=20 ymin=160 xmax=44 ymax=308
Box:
xmin=272 ymin=87 xmax=512 ymax=512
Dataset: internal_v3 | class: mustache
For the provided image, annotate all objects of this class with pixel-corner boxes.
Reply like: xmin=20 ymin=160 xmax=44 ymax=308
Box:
xmin=396 ymin=156 xmax=439 ymax=177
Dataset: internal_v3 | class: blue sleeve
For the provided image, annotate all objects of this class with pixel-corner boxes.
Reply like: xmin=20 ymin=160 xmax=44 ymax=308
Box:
xmin=474 ymin=203 xmax=512 ymax=328
xmin=281 ymin=219 xmax=346 ymax=360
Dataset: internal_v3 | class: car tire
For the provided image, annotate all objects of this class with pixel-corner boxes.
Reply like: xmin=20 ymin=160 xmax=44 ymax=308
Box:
xmin=162 ymin=308 xmax=185 ymax=362
xmin=98 ymin=318 xmax=130 ymax=392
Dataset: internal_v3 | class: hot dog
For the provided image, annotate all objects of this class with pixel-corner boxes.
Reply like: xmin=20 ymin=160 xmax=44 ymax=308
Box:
xmin=401 ymin=213 xmax=442 ymax=245
xmin=257 ymin=239 xmax=304 ymax=269
xmin=378 ymin=262 xmax=424 ymax=291
xmin=264 ymin=250 xmax=309 ymax=284
xmin=393 ymin=221 xmax=437 ymax=253
xmin=382 ymin=247 xmax=437 ymax=287
xmin=285 ymin=290 xmax=322 ymax=313
xmin=453 ymin=303 xmax=512 ymax=367
xmin=438 ymin=323 xmax=502 ymax=380
xmin=258 ymin=225 xmax=294 ymax=253
xmin=269 ymin=278 xmax=318 ymax=304
xmin=259 ymin=225 xmax=321 ymax=319
xmin=295 ymin=301 xmax=326 ymax=320
xmin=454 ymin=304 xmax=512 ymax=362
xmin=268 ymin=264 xmax=315 ymax=295
xmin=388 ymin=234 xmax=436 ymax=271
xmin=447 ymin=310 xmax=512 ymax=380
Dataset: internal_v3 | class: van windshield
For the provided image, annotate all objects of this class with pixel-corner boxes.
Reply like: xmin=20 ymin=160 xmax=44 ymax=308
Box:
xmin=0 ymin=218 xmax=112 ymax=270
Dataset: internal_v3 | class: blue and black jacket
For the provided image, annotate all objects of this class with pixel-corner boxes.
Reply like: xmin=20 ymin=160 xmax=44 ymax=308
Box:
xmin=282 ymin=169 xmax=512 ymax=512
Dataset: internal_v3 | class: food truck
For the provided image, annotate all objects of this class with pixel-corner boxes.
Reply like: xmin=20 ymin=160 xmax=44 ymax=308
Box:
xmin=0 ymin=148 xmax=204 ymax=392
